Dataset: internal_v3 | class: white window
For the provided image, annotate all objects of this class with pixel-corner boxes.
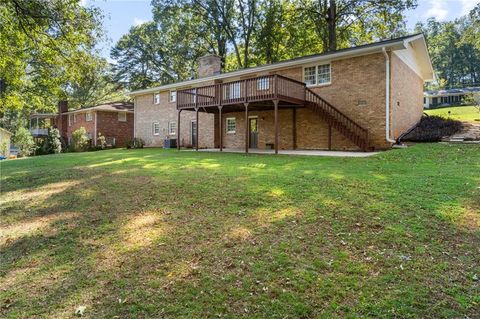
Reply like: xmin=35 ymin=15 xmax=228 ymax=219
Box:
xmin=154 ymin=93 xmax=160 ymax=104
xmin=85 ymin=112 xmax=93 ymax=122
xmin=304 ymin=66 xmax=316 ymax=86
xmin=304 ymin=63 xmax=331 ymax=86
xmin=118 ymin=112 xmax=127 ymax=122
xmin=153 ymin=122 xmax=160 ymax=135
xmin=168 ymin=121 xmax=177 ymax=135
xmin=73 ymin=114 xmax=77 ymax=123
xmin=257 ymin=77 xmax=270 ymax=91
xmin=226 ymin=117 xmax=236 ymax=134
xmin=68 ymin=114 xmax=73 ymax=126
xmin=169 ymin=90 xmax=176 ymax=102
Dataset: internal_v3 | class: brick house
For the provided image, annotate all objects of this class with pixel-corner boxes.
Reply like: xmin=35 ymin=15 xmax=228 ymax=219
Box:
xmin=129 ymin=34 xmax=434 ymax=152
xmin=30 ymin=102 xmax=134 ymax=147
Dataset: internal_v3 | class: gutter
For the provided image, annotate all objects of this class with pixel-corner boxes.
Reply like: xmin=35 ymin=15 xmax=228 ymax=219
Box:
xmin=382 ymin=47 xmax=396 ymax=144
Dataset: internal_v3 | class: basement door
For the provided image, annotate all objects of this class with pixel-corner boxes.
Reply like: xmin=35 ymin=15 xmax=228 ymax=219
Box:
xmin=191 ymin=120 xmax=197 ymax=148
xmin=249 ymin=117 xmax=258 ymax=148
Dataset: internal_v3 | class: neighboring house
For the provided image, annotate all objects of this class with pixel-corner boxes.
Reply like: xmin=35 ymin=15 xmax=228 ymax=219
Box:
xmin=423 ymin=87 xmax=480 ymax=109
xmin=0 ymin=127 xmax=13 ymax=157
xmin=130 ymin=34 xmax=434 ymax=152
xmin=30 ymin=102 xmax=134 ymax=147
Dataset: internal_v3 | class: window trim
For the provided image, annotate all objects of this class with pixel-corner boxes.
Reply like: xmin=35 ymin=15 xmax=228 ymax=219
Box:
xmin=154 ymin=93 xmax=161 ymax=104
xmin=169 ymin=90 xmax=177 ymax=103
xmin=226 ymin=117 xmax=236 ymax=134
xmin=303 ymin=63 xmax=332 ymax=87
xmin=85 ymin=112 xmax=93 ymax=122
xmin=68 ymin=114 xmax=73 ymax=126
xmin=118 ymin=112 xmax=127 ymax=122
xmin=168 ymin=121 xmax=177 ymax=135
xmin=152 ymin=122 xmax=160 ymax=136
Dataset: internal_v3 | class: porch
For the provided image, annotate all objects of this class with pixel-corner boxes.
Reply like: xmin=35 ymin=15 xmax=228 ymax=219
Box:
xmin=176 ymin=74 xmax=370 ymax=153
xmin=29 ymin=113 xmax=57 ymax=137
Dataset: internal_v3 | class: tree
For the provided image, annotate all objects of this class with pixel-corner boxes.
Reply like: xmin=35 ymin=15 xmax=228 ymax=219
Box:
xmin=45 ymin=128 xmax=62 ymax=154
xmin=111 ymin=22 xmax=197 ymax=90
xmin=298 ymin=0 xmax=416 ymax=52
xmin=13 ymin=127 xmax=35 ymax=157
xmin=0 ymin=0 xmax=104 ymax=113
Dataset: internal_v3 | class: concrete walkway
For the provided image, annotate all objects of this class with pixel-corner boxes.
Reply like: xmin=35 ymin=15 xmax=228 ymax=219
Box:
xmin=196 ymin=148 xmax=378 ymax=157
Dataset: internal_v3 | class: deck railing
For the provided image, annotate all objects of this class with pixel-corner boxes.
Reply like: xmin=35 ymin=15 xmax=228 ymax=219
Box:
xmin=177 ymin=74 xmax=306 ymax=109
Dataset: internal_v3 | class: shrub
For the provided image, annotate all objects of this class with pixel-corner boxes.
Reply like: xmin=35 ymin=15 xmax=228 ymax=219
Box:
xmin=402 ymin=116 xmax=463 ymax=142
xmin=126 ymin=138 xmax=145 ymax=149
xmin=13 ymin=127 xmax=36 ymax=157
xmin=97 ymin=133 xmax=107 ymax=149
xmin=71 ymin=127 xmax=90 ymax=152
xmin=0 ymin=141 xmax=7 ymax=156
xmin=44 ymin=128 xmax=62 ymax=154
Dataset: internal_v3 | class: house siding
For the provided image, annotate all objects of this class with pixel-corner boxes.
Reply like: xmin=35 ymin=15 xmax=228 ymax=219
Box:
xmin=135 ymin=92 xmax=215 ymax=148
xmin=390 ymin=52 xmax=424 ymax=138
xmin=96 ymin=111 xmax=134 ymax=147
xmin=134 ymin=52 xmax=425 ymax=151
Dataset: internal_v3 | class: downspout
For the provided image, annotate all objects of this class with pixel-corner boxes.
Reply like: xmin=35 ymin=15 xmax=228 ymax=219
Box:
xmin=94 ymin=111 xmax=97 ymax=146
xmin=382 ymin=47 xmax=396 ymax=143
xmin=133 ymin=98 xmax=136 ymax=139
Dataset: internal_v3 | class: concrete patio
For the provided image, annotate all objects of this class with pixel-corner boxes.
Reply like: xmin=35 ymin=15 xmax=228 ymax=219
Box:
xmin=194 ymin=148 xmax=378 ymax=157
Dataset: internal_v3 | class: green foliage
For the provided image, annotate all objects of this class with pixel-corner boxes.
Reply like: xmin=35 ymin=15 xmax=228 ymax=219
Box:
xmin=45 ymin=128 xmax=62 ymax=154
xmin=402 ymin=116 xmax=463 ymax=142
xmin=0 ymin=0 xmax=105 ymax=113
xmin=97 ymin=133 xmax=107 ymax=150
xmin=70 ymin=127 xmax=90 ymax=152
xmin=0 ymin=141 xmax=8 ymax=156
xmin=12 ymin=127 xmax=35 ymax=157
xmin=115 ymin=0 xmax=415 ymax=88
xmin=416 ymin=8 xmax=480 ymax=88
xmin=126 ymin=138 xmax=145 ymax=149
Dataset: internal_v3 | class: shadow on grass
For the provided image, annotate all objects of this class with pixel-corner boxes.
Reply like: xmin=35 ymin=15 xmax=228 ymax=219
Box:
xmin=0 ymin=145 xmax=479 ymax=318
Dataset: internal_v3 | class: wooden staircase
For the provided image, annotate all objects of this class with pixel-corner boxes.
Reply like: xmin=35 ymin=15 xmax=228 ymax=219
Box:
xmin=305 ymin=88 xmax=370 ymax=151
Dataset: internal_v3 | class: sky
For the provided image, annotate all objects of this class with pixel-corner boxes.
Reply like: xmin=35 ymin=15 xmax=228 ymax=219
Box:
xmin=82 ymin=0 xmax=479 ymax=62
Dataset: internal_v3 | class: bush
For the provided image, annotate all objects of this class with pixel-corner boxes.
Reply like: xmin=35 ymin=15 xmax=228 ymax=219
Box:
xmin=402 ymin=115 xmax=463 ymax=142
xmin=13 ymin=127 xmax=36 ymax=157
xmin=126 ymin=138 xmax=145 ymax=149
xmin=97 ymin=133 xmax=107 ymax=150
xmin=71 ymin=127 xmax=90 ymax=152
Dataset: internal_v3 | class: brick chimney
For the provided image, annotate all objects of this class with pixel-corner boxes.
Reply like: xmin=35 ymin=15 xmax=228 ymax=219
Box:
xmin=57 ymin=100 xmax=68 ymax=114
xmin=198 ymin=54 xmax=222 ymax=78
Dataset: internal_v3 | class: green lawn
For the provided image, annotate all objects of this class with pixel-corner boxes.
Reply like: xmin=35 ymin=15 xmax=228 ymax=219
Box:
xmin=1 ymin=145 xmax=479 ymax=318
xmin=425 ymin=105 xmax=480 ymax=122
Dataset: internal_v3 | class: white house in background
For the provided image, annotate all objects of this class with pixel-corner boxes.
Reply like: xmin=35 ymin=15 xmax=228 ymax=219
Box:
xmin=0 ymin=127 xmax=13 ymax=158
xmin=423 ymin=87 xmax=480 ymax=109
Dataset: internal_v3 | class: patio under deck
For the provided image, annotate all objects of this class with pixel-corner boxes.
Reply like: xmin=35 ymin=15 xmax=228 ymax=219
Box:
xmin=196 ymin=148 xmax=378 ymax=157
xmin=176 ymin=74 xmax=371 ymax=153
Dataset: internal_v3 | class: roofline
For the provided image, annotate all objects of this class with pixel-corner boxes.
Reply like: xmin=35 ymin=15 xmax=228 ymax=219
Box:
xmin=128 ymin=35 xmax=426 ymax=96
xmin=63 ymin=108 xmax=133 ymax=115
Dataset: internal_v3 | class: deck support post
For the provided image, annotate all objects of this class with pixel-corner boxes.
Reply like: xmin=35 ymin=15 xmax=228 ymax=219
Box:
xmin=218 ymin=106 xmax=223 ymax=151
xmin=244 ymin=103 xmax=249 ymax=154
xmin=328 ymin=124 xmax=332 ymax=150
xmin=177 ymin=110 xmax=182 ymax=150
xmin=195 ymin=107 xmax=199 ymax=151
xmin=274 ymin=99 xmax=279 ymax=154
xmin=292 ymin=108 xmax=297 ymax=150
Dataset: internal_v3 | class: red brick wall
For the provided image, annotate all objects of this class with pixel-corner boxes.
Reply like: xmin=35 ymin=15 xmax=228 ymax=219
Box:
xmin=96 ymin=111 xmax=134 ymax=147
xmin=66 ymin=112 xmax=96 ymax=141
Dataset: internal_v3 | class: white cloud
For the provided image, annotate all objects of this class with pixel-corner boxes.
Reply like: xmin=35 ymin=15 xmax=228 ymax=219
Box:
xmin=133 ymin=17 xmax=147 ymax=26
xmin=424 ymin=0 xmax=448 ymax=21
xmin=460 ymin=0 xmax=477 ymax=15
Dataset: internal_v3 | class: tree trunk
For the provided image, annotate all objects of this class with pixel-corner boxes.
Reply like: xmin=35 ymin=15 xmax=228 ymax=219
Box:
xmin=327 ymin=0 xmax=337 ymax=52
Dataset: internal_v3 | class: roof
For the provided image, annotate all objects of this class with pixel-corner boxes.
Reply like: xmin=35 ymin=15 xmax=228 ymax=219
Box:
xmin=0 ymin=127 xmax=13 ymax=136
xmin=129 ymin=33 xmax=434 ymax=96
xmin=64 ymin=101 xmax=134 ymax=114
xmin=425 ymin=87 xmax=480 ymax=96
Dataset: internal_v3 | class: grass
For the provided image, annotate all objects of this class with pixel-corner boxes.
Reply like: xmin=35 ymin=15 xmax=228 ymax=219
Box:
xmin=1 ymin=145 xmax=479 ymax=318
xmin=425 ymin=105 xmax=480 ymax=122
